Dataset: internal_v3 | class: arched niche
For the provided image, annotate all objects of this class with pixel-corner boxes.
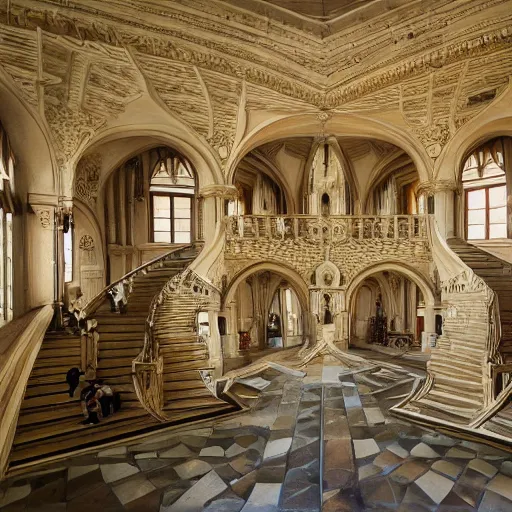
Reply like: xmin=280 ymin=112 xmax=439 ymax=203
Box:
xmin=230 ymin=152 xmax=290 ymax=215
xmin=67 ymin=200 xmax=106 ymax=303
xmin=314 ymin=261 xmax=341 ymax=288
xmin=303 ymin=139 xmax=355 ymax=215
xmin=221 ymin=265 xmax=308 ymax=359
xmin=363 ymin=152 xmax=419 ymax=215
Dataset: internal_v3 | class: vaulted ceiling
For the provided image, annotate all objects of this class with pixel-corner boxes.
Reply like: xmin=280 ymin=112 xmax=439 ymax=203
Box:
xmin=261 ymin=0 xmax=373 ymax=19
xmin=0 ymin=0 xmax=510 ymax=189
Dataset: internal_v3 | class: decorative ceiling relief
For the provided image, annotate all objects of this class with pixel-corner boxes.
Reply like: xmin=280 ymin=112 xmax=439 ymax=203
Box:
xmin=74 ymin=153 xmax=101 ymax=208
xmin=0 ymin=25 xmax=41 ymax=108
xmin=1 ymin=0 xmax=511 ymax=112
xmin=0 ymin=0 xmax=509 ymax=174
xmin=131 ymin=52 xmax=210 ymax=138
xmin=336 ymin=87 xmax=401 ymax=114
xmin=246 ymin=83 xmax=317 ymax=112
xmin=399 ymin=51 xmax=511 ymax=159
xmin=454 ymin=48 xmax=512 ymax=129
xmin=41 ymin=34 xmax=142 ymax=162
xmin=200 ymin=69 xmax=242 ymax=161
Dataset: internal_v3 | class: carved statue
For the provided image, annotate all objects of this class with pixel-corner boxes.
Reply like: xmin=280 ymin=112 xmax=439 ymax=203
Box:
xmin=323 ymin=293 xmax=333 ymax=325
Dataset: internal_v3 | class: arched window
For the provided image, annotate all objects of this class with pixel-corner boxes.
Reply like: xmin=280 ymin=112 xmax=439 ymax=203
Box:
xmin=150 ymin=148 xmax=195 ymax=243
xmin=0 ymin=123 xmax=15 ymax=324
xmin=462 ymin=138 xmax=510 ymax=240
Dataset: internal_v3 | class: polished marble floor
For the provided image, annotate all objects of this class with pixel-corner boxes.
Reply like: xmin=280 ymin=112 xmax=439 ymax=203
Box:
xmin=1 ymin=352 xmax=512 ymax=511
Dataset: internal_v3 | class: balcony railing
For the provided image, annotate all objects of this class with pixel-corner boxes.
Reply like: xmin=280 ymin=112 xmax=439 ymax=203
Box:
xmin=225 ymin=215 xmax=429 ymax=242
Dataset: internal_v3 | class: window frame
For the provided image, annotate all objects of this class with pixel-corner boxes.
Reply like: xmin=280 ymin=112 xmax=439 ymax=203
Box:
xmin=465 ymin=184 xmax=507 ymax=240
xmin=150 ymin=191 xmax=195 ymax=244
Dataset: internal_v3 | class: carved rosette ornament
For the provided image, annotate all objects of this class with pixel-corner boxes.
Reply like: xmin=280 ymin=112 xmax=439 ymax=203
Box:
xmin=79 ymin=234 xmax=95 ymax=251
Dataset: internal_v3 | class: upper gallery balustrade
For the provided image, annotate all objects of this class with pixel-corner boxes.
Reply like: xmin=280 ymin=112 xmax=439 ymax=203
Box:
xmin=225 ymin=215 xmax=429 ymax=243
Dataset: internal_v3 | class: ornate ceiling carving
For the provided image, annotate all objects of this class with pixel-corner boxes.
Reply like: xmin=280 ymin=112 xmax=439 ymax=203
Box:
xmin=0 ymin=0 xmax=510 ymax=167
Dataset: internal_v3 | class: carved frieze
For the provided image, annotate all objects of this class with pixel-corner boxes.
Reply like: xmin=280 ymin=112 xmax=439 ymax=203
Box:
xmin=2 ymin=0 xmax=511 ymax=112
xmin=74 ymin=154 xmax=101 ymax=207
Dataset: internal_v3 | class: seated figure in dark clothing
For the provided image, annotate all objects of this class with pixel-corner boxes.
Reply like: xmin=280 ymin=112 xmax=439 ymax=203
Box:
xmin=66 ymin=367 xmax=84 ymax=397
xmin=80 ymin=381 xmax=121 ymax=425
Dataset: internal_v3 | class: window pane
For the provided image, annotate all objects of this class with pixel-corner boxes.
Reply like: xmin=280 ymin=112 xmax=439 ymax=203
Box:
xmin=468 ymin=209 xmax=486 ymax=225
xmin=174 ymin=208 xmax=191 ymax=219
xmin=174 ymin=197 xmax=191 ymax=209
xmin=467 ymin=189 xmax=486 ymax=209
xmin=154 ymin=218 xmax=171 ymax=232
xmin=489 ymin=186 xmax=507 ymax=208
xmin=154 ymin=231 xmax=171 ymax=243
xmin=174 ymin=231 xmax=191 ymax=243
xmin=490 ymin=223 xmax=507 ymax=239
xmin=490 ymin=206 xmax=507 ymax=224
xmin=174 ymin=218 xmax=191 ymax=232
xmin=153 ymin=196 xmax=171 ymax=218
xmin=468 ymin=224 xmax=486 ymax=239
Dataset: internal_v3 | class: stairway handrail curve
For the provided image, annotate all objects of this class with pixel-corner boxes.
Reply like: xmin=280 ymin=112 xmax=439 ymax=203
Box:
xmin=141 ymin=266 xmax=220 ymax=363
xmin=79 ymin=244 xmax=193 ymax=319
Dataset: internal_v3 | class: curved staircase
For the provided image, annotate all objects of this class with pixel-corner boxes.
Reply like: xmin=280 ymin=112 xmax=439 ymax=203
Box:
xmin=7 ymin=246 xmax=237 ymax=473
xmin=448 ymin=238 xmax=512 ymax=363
xmin=394 ymin=229 xmax=512 ymax=441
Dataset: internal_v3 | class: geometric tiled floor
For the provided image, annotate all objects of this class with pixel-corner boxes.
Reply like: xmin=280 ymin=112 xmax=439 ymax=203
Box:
xmin=1 ymin=353 xmax=511 ymax=511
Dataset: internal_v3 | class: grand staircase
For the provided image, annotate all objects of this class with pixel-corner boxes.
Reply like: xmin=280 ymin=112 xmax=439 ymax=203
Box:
xmin=7 ymin=246 xmax=237 ymax=472
xmin=396 ymin=235 xmax=512 ymax=432
xmin=155 ymin=294 xmax=231 ymax=416
xmin=448 ymin=238 xmax=512 ymax=363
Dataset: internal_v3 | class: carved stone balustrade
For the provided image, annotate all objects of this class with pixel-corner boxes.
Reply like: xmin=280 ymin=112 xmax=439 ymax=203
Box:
xmin=224 ymin=215 xmax=431 ymax=287
xmin=225 ymin=215 xmax=428 ymax=243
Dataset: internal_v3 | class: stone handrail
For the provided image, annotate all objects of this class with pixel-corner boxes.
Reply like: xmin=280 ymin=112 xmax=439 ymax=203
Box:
xmin=79 ymin=244 xmax=192 ymax=319
xmin=225 ymin=214 xmax=428 ymax=242
xmin=133 ymin=267 xmax=220 ymax=421
xmin=0 ymin=305 xmax=53 ymax=479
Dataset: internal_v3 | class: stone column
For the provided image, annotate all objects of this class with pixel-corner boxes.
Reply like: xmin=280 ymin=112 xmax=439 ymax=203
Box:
xmin=417 ymin=181 xmax=457 ymax=239
xmin=222 ymin=300 xmax=239 ymax=358
xmin=198 ymin=185 xmax=239 ymax=245
xmin=27 ymin=194 xmax=58 ymax=310
xmin=207 ymin=310 xmax=223 ymax=375
xmin=422 ymin=304 xmax=436 ymax=354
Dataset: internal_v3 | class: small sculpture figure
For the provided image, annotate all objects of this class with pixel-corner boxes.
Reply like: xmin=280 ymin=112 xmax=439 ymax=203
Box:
xmin=323 ymin=271 xmax=333 ymax=287
xmin=323 ymin=293 xmax=333 ymax=324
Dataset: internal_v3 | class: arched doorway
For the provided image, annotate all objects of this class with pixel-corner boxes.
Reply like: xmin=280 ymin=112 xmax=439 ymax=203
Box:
xmin=221 ymin=265 xmax=308 ymax=371
xmin=347 ymin=264 xmax=437 ymax=351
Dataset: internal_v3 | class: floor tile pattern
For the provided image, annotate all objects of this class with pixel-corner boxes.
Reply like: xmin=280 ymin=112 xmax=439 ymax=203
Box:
xmin=1 ymin=356 xmax=512 ymax=511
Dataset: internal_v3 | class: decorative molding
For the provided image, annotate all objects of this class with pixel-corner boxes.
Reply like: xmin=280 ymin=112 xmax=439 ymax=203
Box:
xmin=74 ymin=153 xmax=101 ymax=207
xmin=199 ymin=184 xmax=239 ymax=200
xmin=416 ymin=180 xmax=458 ymax=196
xmin=79 ymin=234 xmax=95 ymax=251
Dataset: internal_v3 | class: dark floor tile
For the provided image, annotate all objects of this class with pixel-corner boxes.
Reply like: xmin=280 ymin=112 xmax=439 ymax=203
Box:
xmin=124 ymin=488 xmax=163 ymax=512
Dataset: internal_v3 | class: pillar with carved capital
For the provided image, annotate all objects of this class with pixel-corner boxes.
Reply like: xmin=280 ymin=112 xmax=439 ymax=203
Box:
xmin=198 ymin=184 xmax=239 ymax=244
xmin=27 ymin=194 xmax=59 ymax=310
xmin=418 ymin=180 xmax=457 ymax=239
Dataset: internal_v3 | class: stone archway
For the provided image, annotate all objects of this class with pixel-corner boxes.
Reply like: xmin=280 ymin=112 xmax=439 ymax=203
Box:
xmin=226 ymin=113 xmax=433 ymax=185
